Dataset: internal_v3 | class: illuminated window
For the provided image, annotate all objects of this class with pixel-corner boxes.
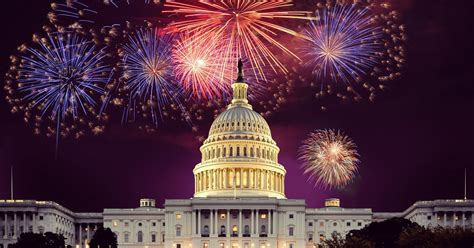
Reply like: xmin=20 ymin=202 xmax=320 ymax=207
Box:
xmin=176 ymin=214 xmax=182 ymax=220
xmin=319 ymin=222 xmax=324 ymax=227
xmin=113 ymin=221 xmax=118 ymax=227
xmin=260 ymin=214 xmax=267 ymax=219
xmin=220 ymin=214 xmax=226 ymax=219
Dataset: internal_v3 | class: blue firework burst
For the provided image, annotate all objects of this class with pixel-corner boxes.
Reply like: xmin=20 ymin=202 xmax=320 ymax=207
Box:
xmin=16 ymin=32 xmax=112 ymax=150
xmin=121 ymin=28 xmax=182 ymax=126
xmin=303 ymin=3 xmax=383 ymax=83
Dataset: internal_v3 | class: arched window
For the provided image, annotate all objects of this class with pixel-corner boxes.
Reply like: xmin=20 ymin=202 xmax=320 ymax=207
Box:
xmin=137 ymin=231 xmax=143 ymax=243
xmin=223 ymin=147 xmax=227 ymax=157
xmin=250 ymin=147 xmax=254 ymax=157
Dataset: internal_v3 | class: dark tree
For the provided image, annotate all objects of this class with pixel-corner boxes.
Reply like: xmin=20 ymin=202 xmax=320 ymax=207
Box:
xmin=345 ymin=217 xmax=419 ymax=248
xmin=399 ymin=226 xmax=474 ymax=248
xmin=89 ymin=227 xmax=118 ymax=248
xmin=11 ymin=232 xmax=65 ymax=248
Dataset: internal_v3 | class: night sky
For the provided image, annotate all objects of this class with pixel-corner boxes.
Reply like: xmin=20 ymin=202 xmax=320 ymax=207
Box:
xmin=0 ymin=0 xmax=472 ymax=213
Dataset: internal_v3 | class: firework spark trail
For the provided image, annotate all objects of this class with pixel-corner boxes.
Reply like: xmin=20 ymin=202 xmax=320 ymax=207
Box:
xmin=164 ymin=0 xmax=312 ymax=82
xmin=172 ymin=31 xmax=235 ymax=100
xmin=16 ymin=32 xmax=112 ymax=152
xmin=120 ymin=28 xmax=183 ymax=126
xmin=302 ymin=3 xmax=383 ymax=84
xmin=299 ymin=129 xmax=360 ymax=189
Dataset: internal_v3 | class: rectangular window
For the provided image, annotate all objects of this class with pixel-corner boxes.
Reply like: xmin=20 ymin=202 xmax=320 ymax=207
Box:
xmin=289 ymin=214 xmax=294 ymax=219
xmin=347 ymin=222 xmax=351 ymax=227
xmin=176 ymin=227 xmax=182 ymax=236
xmin=39 ymin=216 xmax=43 ymax=221
xmin=152 ymin=222 xmax=156 ymax=227
xmin=358 ymin=222 xmax=362 ymax=227
xmin=124 ymin=222 xmax=129 ymax=227
xmin=176 ymin=214 xmax=182 ymax=220
xmin=124 ymin=233 xmax=129 ymax=243
xmin=308 ymin=222 xmax=313 ymax=227
xmin=289 ymin=227 xmax=294 ymax=236
xmin=320 ymin=222 xmax=324 ymax=227
xmin=427 ymin=216 xmax=432 ymax=220
xmin=151 ymin=234 xmax=156 ymax=243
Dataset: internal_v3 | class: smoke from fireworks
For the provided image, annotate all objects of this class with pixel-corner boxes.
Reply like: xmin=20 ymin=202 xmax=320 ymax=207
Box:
xmin=164 ymin=0 xmax=312 ymax=82
xmin=299 ymin=129 xmax=360 ymax=189
xmin=4 ymin=31 xmax=112 ymax=150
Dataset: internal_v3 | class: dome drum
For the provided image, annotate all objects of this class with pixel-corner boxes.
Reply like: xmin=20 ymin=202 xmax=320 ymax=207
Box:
xmin=193 ymin=62 xmax=286 ymax=199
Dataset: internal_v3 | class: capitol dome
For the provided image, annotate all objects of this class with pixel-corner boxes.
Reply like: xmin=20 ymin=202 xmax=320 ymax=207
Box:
xmin=193 ymin=61 xmax=286 ymax=199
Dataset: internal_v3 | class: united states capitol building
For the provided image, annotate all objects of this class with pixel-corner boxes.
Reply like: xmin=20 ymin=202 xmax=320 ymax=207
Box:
xmin=1 ymin=64 xmax=473 ymax=248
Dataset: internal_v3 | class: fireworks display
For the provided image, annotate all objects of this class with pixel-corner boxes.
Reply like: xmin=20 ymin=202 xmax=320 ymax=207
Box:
xmin=302 ymin=3 xmax=382 ymax=83
xmin=4 ymin=31 xmax=112 ymax=150
xmin=172 ymin=31 xmax=233 ymax=100
xmin=164 ymin=0 xmax=312 ymax=82
xmin=301 ymin=0 xmax=406 ymax=102
xmin=4 ymin=0 xmax=407 ymax=155
xmin=299 ymin=129 xmax=360 ymax=189
xmin=117 ymin=28 xmax=182 ymax=127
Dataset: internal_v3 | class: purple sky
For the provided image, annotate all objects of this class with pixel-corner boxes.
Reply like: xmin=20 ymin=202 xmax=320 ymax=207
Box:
xmin=0 ymin=0 xmax=473 ymax=213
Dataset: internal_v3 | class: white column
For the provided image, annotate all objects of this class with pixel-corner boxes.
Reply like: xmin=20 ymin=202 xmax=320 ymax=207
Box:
xmin=4 ymin=212 xmax=7 ymax=238
xmin=33 ymin=213 xmax=36 ymax=233
xmin=23 ymin=212 xmax=26 ymax=234
xmin=210 ymin=210 xmax=214 ymax=235
xmin=79 ymin=224 xmax=82 ymax=247
xmin=238 ymin=210 xmax=242 ymax=236
xmin=268 ymin=210 xmax=272 ymax=236
xmin=272 ymin=210 xmax=277 ymax=236
xmin=214 ymin=210 xmax=217 ymax=235
xmin=250 ymin=210 xmax=254 ymax=236
xmin=86 ymin=224 xmax=90 ymax=244
xmin=256 ymin=210 xmax=259 ymax=236
xmin=443 ymin=212 xmax=447 ymax=226
xmin=198 ymin=210 xmax=201 ymax=235
xmin=192 ymin=210 xmax=196 ymax=236
xmin=462 ymin=212 xmax=465 ymax=229
xmin=13 ymin=212 xmax=17 ymax=238
xmin=226 ymin=210 xmax=230 ymax=237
